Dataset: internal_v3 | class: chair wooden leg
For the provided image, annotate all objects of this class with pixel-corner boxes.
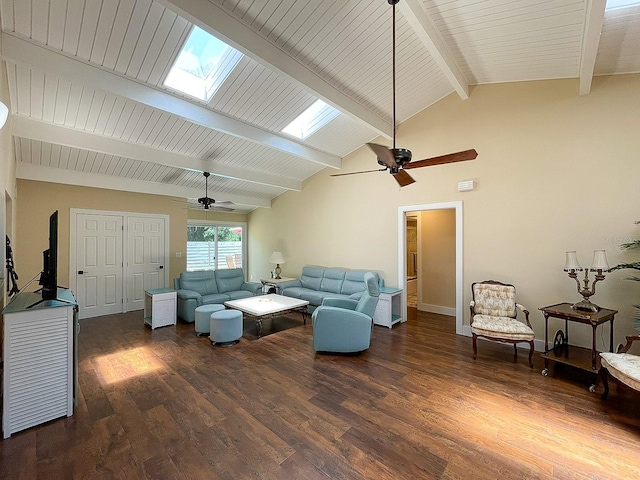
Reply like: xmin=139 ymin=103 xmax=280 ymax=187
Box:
xmin=513 ymin=344 xmax=518 ymax=362
xmin=472 ymin=333 xmax=477 ymax=360
xmin=527 ymin=341 xmax=534 ymax=368
xmin=600 ymin=367 xmax=610 ymax=400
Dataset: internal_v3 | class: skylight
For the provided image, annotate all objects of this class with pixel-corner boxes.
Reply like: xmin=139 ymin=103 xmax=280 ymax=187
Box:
xmin=282 ymin=100 xmax=340 ymax=140
xmin=164 ymin=26 xmax=243 ymax=102
xmin=606 ymin=0 xmax=640 ymax=10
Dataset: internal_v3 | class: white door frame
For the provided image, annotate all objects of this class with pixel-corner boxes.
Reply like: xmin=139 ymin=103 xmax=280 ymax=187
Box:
xmin=398 ymin=201 xmax=465 ymax=335
xmin=70 ymin=209 xmax=170 ymax=314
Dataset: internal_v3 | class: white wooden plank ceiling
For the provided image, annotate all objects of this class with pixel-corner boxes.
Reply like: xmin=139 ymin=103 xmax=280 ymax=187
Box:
xmin=1 ymin=0 xmax=638 ymax=212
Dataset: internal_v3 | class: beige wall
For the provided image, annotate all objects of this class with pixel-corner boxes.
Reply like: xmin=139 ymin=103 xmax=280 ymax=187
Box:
xmin=10 ymin=75 xmax=640 ymax=349
xmin=420 ymin=209 xmax=456 ymax=310
xmin=0 ymin=31 xmax=17 ymax=309
xmin=249 ymin=74 xmax=640 ymax=349
xmin=15 ymin=180 xmax=191 ymax=289
xmin=14 ymin=180 xmax=250 ymax=293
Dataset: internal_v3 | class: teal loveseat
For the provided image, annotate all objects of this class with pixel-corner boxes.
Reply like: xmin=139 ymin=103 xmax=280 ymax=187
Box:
xmin=173 ymin=269 xmax=262 ymax=323
xmin=277 ymin=266 xmax=381 ymax=313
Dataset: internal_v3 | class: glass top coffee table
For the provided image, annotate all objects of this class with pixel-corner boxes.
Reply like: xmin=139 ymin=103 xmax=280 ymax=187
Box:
xmin=224 ymin=294 xmax=309 ymax=337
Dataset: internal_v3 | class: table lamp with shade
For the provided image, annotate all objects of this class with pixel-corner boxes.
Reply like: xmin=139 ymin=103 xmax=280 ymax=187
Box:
xmin=564 ymin=250 xmax=610 ymax=312
xmin=0 ymin=101 xmax=8 ymax=130
xmin=269 ymin=251 xmax=286 ymax=279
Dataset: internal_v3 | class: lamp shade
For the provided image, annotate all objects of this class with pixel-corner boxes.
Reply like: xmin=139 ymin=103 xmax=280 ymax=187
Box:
xmin=564 ymin=251 xmax=583 ymax=272
xmin=590 ymin=250 xmax=609 ymax=273
xmin=269 ymin=251 xmax=286 ymax=264
xmin=0 ymin=101 xmax=8 ymax=130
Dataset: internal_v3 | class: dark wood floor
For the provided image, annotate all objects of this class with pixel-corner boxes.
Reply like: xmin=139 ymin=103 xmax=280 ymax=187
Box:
xmin=1 ymin=308 xmax=639 ymax=479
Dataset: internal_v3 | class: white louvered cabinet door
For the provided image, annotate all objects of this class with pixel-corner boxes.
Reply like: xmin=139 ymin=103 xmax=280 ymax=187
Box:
xmin=2 ymin=293 xmax=75 ymax=438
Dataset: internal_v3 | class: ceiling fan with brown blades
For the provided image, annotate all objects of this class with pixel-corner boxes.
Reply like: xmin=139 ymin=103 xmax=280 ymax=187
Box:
xmin=332 ymin=0 xmax=478 ymax=187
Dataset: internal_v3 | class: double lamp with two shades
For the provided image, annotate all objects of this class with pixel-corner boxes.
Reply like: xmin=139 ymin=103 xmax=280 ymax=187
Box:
xmin=563 ymin=249 xmax=610 ymax=313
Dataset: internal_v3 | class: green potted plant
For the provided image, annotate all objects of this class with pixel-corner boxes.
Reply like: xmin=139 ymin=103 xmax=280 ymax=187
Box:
xmin=610 ymin=221 xmax=640 ymax=331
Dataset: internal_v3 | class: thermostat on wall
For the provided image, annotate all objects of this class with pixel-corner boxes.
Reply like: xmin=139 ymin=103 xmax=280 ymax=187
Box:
xmin=457 ymin=180 xmax=475 ymax=192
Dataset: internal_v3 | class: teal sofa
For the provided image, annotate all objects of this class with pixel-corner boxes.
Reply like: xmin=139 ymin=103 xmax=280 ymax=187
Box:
xmin=277 ymin=266 xmax=381 ymax=313
xmin=312 ymin=272 xmax=380 ymax=353
xmin=173 ymin=269 xmax=262 ymax=323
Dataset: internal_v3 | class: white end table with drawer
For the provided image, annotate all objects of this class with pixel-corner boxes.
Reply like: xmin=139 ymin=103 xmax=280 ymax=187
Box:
xmin=373 ymin=287 xmax=404 ymax=328
xmin=144 ymin=288 xmax=177 ymax=329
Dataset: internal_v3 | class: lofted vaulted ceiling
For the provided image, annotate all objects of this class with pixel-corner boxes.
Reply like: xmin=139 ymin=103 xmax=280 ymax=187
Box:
xmin=1 ymin=0 xmax=639 ymax=213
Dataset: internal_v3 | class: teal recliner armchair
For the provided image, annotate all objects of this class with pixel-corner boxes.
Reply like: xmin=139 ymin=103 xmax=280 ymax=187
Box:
xmin=311 ymin=272 xmax=380 ymax=353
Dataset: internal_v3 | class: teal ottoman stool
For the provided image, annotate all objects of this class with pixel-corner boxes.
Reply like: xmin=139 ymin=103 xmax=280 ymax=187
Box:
xmin=210 ymin=309 xmax=243 ymax=346
xmin=194 ymin=304 xmax=226 ymax=337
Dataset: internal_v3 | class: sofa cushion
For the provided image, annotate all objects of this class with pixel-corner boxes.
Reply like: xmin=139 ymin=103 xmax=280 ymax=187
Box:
xmin=280 ymin=287 xmax=304 ymax=299
xmin=180 ymin=271 xmax=217 ymax=295
xmin=300 ymin=290 xmax=329 ymax=306
xmin=600 ymin=352 xmax=640 ymax=392
xmin=300 ymin=266 xmax=324 ymax=290
xmin=202 ymin=293 xmax=230 ymax=305
xmin=215 ymin=268 xmax=245 ymax=293
xmin=320 ymin=268 xmax=345 ymax=294
xmin=227 ymin=290 xmax=254 ymax=301
xmin=471 ymin=314 xmax=534 ymax=341
xmin=472 ymin=283 xmax=517 ymax=317
xmin=341 ymin=270 xmax=372 ymax=295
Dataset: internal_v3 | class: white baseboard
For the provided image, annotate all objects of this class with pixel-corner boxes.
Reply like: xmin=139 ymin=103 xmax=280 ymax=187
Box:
xmin=419 ymin=303 xmax=455 ymax=317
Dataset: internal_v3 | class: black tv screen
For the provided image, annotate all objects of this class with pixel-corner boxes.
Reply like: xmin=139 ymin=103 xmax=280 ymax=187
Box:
xmin=39 ymin=210 xmax=58 ymax=300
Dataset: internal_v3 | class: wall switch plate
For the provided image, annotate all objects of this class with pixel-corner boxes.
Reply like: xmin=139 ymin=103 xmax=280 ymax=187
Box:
xmin=175 ymin=252 xmax=182 ymax=258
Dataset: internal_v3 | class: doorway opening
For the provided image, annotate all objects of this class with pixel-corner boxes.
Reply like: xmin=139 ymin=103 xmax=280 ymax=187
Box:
xmin=398 ymin=201 xmax=464 ymax=335
xmin=406 ymin=214 xmax=418 ymax=308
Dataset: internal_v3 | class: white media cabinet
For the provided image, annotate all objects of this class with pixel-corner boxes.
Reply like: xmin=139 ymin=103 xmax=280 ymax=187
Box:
xmin=2 ymin=289 xmax=77 ymax=438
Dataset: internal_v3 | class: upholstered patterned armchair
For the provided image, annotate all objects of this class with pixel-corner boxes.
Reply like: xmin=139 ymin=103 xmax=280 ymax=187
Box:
xmin=311 ymin=272 xmax=380 ymax=353
xmin=470 ymin=280 xmax=535 ymax=368
xmin=600 ymin=335 xmax=640 ymax=399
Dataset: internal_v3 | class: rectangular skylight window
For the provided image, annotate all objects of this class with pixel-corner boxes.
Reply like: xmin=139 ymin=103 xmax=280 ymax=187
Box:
xmin=282 ymin=100 xmax=340 ymax=140
xmin=164 ymin=26 xmax=243 ymax=102
xmin=606 ymin=0 xmax=640 ymax=10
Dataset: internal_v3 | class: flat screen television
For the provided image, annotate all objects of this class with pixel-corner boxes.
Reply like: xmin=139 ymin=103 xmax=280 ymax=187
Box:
xmin=39 ymin=210 xmax=58 ymax=301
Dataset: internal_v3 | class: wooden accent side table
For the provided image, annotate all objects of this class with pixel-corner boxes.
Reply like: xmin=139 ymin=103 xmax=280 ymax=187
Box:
xmin=539 ymin=302 xmax=617 ymax=392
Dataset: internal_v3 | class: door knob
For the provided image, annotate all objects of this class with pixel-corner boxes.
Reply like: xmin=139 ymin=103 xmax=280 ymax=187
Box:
xmin=78 ymin=270 xmax=85 ymax=274
xmin=159 ymin=266 xmax=164 ymax=269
